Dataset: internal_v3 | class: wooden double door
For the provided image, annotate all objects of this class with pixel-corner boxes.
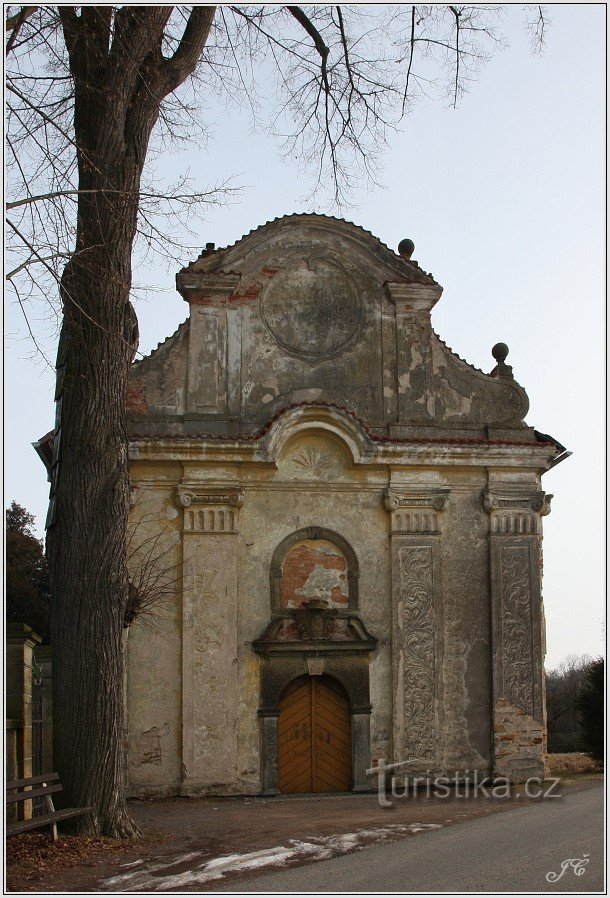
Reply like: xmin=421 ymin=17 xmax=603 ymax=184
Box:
xmin=278 ymin=675 xmax=352 ymax=793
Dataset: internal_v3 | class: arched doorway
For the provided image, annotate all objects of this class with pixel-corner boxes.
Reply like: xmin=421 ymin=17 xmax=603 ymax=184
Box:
xmin=278 ymin=675 xmax=352 ymax=793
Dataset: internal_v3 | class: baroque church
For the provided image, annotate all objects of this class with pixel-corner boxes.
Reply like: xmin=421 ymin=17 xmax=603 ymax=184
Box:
xmin=124 ymin=214 xmax=566 ymax=796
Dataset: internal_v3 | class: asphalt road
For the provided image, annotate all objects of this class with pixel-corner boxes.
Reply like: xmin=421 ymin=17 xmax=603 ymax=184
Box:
xmin=221 ymin=782 xmax=604 ymax=893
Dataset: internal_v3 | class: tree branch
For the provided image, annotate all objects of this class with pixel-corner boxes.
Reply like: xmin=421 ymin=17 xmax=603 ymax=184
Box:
xmin=5 ymin=5 xmax=37 ymax=55
xmin=161 ymin=5 xmax=217 ymax=96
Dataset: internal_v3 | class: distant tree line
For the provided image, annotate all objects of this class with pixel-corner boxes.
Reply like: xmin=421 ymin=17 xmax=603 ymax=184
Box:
xmin=6 ymin=500 xmax=51 ymax=642
xmin=546 ymin=654 xmax=604 ymax=763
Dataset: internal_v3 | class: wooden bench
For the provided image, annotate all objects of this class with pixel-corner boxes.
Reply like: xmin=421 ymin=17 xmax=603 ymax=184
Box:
xmin=6 ymin=773 xmax=93 ymax=841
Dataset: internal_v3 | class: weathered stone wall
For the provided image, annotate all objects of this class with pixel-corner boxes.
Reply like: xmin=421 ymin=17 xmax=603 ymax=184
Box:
xmin=126 ymin=428 xmax=396 ymax=795
xmin=125 ymin=215 xmax=560 ymax=795
xmin=128 ymin=215 xmax=532 ymax=442
xmin=126 ymin=423 xmax=553 ymax=796
xmin=126 ymin=476 xmax=183 ymax=796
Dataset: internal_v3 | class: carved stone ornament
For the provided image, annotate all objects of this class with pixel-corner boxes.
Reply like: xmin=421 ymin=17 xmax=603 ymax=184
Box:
xmin=397 ymin=544 xmax=436 ymax=760
xmin=307 ymin=658 xmax=326 ymax=676
xmin=253 ymin=609 xmax=377 ymax=656
xmin=483 ymin=489 xmax=552 ymax=536
xmin=260 ymin=260 xmax=364 ymax=361
xmin=384 ymin=489 xmax=450 ymax=534
xmin=175 ymin=486 xmax=244 ymax=534
xmin=384 ymin=282 xmax=443 ymax=313
xmin=295 ymin=599 xmax=337 ymax=641
xmin=175 ymin=486 xmax=244 ymax=509
xmin=499 ymin=545 xmax=534 ymax=714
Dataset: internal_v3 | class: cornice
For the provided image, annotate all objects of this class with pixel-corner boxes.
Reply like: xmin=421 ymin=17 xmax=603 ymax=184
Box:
xmin=482 ymin=489 xmax=552 ymax=515
xmin=384 ymin=281 xmax=443 ymax=313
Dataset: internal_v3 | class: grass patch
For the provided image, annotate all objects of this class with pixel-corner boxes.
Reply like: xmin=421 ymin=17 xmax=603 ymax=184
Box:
xmin=547 ymin=752 xmax=602 ymax=775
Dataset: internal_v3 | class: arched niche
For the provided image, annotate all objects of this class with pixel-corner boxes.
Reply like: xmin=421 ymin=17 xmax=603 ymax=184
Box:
xmin=270 ymin=527 xmax=359 ymax=612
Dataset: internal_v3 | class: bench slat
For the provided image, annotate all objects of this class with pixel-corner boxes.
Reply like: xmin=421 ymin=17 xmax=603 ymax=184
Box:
xmin=6 ymin=773 xmax=59 ymax=790
xmin=6 ymin=783 xmax=62 ymax=803
xmin=6 ymin=807 xmax=93 ymax=836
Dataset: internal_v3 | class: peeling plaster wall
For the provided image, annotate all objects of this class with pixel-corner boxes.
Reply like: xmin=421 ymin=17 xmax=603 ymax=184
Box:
xmin=126 ymin=477 xmax=182 ymax=797
xmin=128 ymin=216 xmax=532 ymax=440
xmin=439 ymin=472 xmax=492 ymax=771
xmin=125 ymin=449 xmax=547 ymax=796
xmin=125 ymin=436 xmax=398 ymax=796
xmin=124 ymin=216 xmax=556 ymax=796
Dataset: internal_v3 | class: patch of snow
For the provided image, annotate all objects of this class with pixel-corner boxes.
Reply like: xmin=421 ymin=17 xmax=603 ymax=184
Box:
xmin=102 ymin=822 xmax=441 ymax=892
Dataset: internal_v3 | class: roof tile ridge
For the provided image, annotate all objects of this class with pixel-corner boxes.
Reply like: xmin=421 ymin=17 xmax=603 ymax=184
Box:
xmin=132 ymin=319 xmax=189 ymax=367
xmin=181 ymin=214 xmax=409 ymax=271
xmin=432 ymin=329 xmax=488 ymax=376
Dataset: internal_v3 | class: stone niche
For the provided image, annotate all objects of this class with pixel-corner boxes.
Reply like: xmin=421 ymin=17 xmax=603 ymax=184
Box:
xmin=279 ymin=538 xmax=349 ymax=610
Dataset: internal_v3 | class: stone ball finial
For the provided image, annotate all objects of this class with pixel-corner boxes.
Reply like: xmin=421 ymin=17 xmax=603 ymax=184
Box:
xmin=398 ymin=238 xmax=415 ymax=260
xmin=492 ymin=342 xmax=509 ymax=363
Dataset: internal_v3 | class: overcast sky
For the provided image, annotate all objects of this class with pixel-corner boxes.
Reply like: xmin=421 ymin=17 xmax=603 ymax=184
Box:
xmin=5 ymin=5 xmax=604 ymax=670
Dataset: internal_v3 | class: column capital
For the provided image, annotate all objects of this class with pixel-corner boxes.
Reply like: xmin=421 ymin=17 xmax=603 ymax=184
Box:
xmin=384 ymin=281 xmax=443 ymax=314
xmin=384 ymin=488 xmax=450 ymax=534
xmin=175 ymin=485 xmax=244 ymax=509
xmin=177 ymin=271 xmax=240 ymax=305
xmin=483 ymin=488 xmax=552 ymax=535
xmin=175 ymin=485 xmax=244 ymax=533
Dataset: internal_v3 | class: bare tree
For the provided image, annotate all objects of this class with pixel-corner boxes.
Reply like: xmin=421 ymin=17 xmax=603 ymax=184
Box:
xmin=546 ymin=653 xmax=593 ymax=753
xmin=124 ymin=506 xmax=182 ymax=629
xmin=5 ymin=4 xmax=548 ymax=836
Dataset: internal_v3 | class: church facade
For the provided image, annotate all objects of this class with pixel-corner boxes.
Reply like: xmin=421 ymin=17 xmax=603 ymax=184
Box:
xmin=125 ymin=215 xmax=565 ymax=797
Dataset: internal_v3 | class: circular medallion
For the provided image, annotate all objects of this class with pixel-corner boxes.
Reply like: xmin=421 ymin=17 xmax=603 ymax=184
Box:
xmin=260 ymin=261 xmax=363 ymax=360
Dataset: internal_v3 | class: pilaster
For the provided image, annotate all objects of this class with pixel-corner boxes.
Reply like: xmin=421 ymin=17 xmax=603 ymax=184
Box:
xmin=182 ymin=273 xmax=240 ymax=415
xmin=177 ymin=485 xmax=243 ymax=793
xmin=385 ymin=488 xmax=449 ymax=769
xmin=6 ymin=624 xmax=41 ymax=817
xmin=385 ymin=282 xmax=442 ymax=422
xmin=484 ymin=487 xmax=552 ymax=780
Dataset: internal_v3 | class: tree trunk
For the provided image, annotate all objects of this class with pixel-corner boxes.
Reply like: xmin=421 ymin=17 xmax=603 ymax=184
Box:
xmin=47 ymin=192 xmax=140 ymax=837
xmin=45 ymin=4 xmax=216 ymax=838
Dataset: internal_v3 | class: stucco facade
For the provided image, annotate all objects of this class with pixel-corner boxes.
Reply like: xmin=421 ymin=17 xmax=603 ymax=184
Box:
xmin=125 ymin=214 xmax=565 ymax=797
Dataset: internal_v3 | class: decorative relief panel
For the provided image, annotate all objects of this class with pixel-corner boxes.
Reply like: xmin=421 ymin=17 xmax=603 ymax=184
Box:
xmin=397 ymin=545 xmax=436 ymax=760
xmin=499 ymin=546 xmax=534 ymax=714
xmin=384 ymin=489 xmax=450 ymax=534
xmin=260 ymin=260 xmax=363 ymax=360
xmin=175 ymin=486 xmax=243 ymax=534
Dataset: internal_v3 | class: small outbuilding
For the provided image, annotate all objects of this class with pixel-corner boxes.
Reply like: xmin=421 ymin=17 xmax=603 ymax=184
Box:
xmin=124 ymin=214 xmax=566 ymax=796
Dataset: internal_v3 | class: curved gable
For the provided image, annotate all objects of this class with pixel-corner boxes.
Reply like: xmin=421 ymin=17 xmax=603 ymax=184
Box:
xmin=129 ymin=214 xmax=533 ymax=441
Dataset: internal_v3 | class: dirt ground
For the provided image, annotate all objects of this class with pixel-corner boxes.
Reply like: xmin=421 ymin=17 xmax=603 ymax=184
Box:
xmin=6 ymin=773 xmax=603 ymax=893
